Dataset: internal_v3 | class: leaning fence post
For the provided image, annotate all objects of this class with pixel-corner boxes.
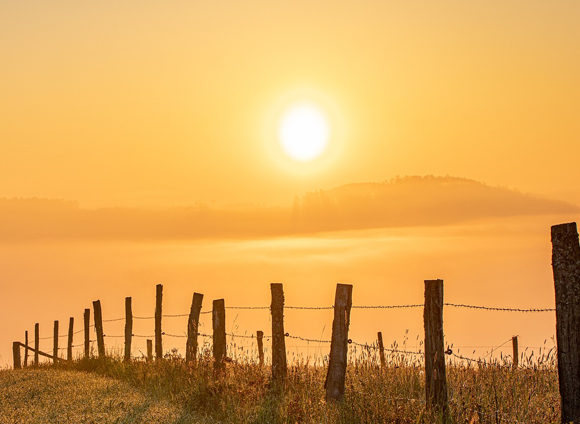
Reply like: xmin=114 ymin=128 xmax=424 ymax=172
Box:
xmin=147 ymin=339 xmax=153 ymax=362
xmin=125 ymin=297 xmax=132 ymax=363
xmin=155 ymin=284 xmax=163 ymax=361
xmin=512 ymin=336 xmax=519 ymax=368
xmin=325 ymin=283 xmax=353 ymax=401
xmin=53 ymin=320 xmax=59 ymax=364
xmin=24 ymin=331 xmax=29 ymax=368
xmin=212 ymin=299 xmax=226 ymax=370
xmin=271 ymin=283 xmax=287 ymax=385
xmin=257 ymin=330 xmax=264 ymax=367
xmin=424 ymin=279 xmax=449 ymax=418
xmin=84 ymin=308 xmax=90 ymax=359
xmin=552 ymin=222 xmax=580 ymax=423
xmin=377 ymin=332 xmax=386 ymax=369
xmin=186 ymin=292 xmax=204 ymax=363
xmin=67 ymin=317 xmax=74 ymax=362
xmin=34 ymin=323 xmax=39 ymax=366
xmin=13 ymin=342 xmax=21 ymax=370
xmin=93 ymin=300 xmax=105 ymax=358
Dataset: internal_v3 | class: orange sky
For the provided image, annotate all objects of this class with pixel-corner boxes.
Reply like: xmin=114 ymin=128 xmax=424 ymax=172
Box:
xmin=1 ymin=1 xmax=580 ymax=366
xmin=1 ymin=1 xmax=579 ymax=208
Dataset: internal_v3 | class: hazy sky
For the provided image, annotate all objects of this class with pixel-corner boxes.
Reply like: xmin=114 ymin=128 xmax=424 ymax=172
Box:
xmin=1 ymin=2 xmax=579 ymax=367
xmin=2 ymin=1 xmax=579 ymax=207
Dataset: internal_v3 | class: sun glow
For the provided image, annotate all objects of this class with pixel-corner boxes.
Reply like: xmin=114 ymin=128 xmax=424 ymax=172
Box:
xmin=278 ymin=103 xmax=330 ymax=162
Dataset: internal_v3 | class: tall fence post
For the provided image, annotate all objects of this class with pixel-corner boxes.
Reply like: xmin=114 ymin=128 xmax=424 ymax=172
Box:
xmin=257 ymin=330 xmax=264 ymax=367
xmin=424 ymin=279 xmax=449 ymax=419
xmin=53 ymin=320 xmax=59 ymax=364
xmin=512 ymin=336 xmax=519 ymax=368
xmin=67 ymin=317 xmax=74 ymax=362
xmin=186 ymin=292 xmax=204 ymax=363
xmin=552 ymin=222 xmax=580 ymax=423
xmin=270 ymin=283 xmax=287 ymax=386
xmin=212 ymin=299 xmax=226 ymax=370
xmin=34 ymin=323 xmax=39 ymax=366
xmin=325 ymin=283 xmax=353 ymax=401
xmin=13 ymin=342 xmax=21 ymax=370
xmin=125 ymin=297 xmax=132 ymax=363
xmin=93 ymin=300 xmax=105 ymax=359
xmin=155 ymin=284 xmax=163 ymax=361
xmin=24 ymin=331 xmax=29 ymax=368
xmin=84 ymin=308 xmax=90 ymax=359
xmin=147 ymin=339 xmax=153 ymax=362
xmin=377 ymin=332 xmax=386 ymax=369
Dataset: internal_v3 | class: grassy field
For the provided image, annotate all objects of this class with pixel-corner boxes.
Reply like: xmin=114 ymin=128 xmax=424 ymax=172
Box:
xmin=0 ymin=345 xmax=560 ymax=423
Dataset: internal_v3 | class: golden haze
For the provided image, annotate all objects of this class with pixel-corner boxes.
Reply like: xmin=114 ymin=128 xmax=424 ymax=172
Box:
xmin=0 ymin=1 xmax=579 ymax=366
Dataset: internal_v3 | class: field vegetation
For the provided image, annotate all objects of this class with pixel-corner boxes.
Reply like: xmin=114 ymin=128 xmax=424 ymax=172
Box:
xmin=0 ymin=342 xmax=560 ymax=423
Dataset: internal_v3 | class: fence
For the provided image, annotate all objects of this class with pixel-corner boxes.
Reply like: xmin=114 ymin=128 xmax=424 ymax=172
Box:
xmin=9 ymin=222 xmax=580 ymax=420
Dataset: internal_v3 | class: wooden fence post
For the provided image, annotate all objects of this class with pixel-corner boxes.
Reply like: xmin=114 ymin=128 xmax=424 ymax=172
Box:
xmin=93 ymin=300 xmax=105 ymax=358
xmin=155 ymin=284 xmax=163 ymax=361
xmin=84 ymin=308 xmax=90 ymax=358
xmin=512 ymin=336 xmax=518 ymax=368
xmin=186 ymin=292 xmax=204 ymax=363
xmin=125 ymin=297 xmax=132 ymax=363
xmin=34 ymin=323 xmax=39 ymax=366
xmin=53 ymin=320 xmax=59 ymax=364
xmin=24 ymin=331 xmax=28 ymax=368
xmin=552 ymin=222 xmax=580 ymax=423
xmin=424 ymin=279 xmax=449 ymax=419
xmin=67 ymin=317 xmax=74 ymax=362
xmin=325 ymin=283 xmax=353 ymax=401
xmin=270 ymin=283 xmax=287 ymax=385
xmin=212 ymin=299 xmax=226 ymax=370
xmin=13 ymin=342 xmax=21 ymax=370
xmin=257 ymin=330 xmax=264 ymax=367
xmin=377 ymin=332 xmax=386 ymax=369
xmin=147 ymin=339 xmax=153 ymax=362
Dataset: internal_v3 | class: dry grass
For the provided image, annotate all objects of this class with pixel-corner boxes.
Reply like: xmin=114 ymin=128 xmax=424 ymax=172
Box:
xmin=0 ymin=342 xmax=560 ymax=423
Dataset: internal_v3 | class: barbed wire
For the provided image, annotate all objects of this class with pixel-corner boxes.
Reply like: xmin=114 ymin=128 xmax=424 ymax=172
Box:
xmin=352 ymin=304 xmax=423 ymax=309
xmin=444 ymin=303 xmax=555 ymax=313
xmin=103 ymin=317 xmax=125 ymax=323
xmin=226 ymin=306 xmax=269 ymax=310
xmin=286 ymin=334 xmax=331 ymax=344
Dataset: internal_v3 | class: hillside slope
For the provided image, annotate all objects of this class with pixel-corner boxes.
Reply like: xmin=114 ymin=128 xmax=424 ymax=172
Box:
xmin=0 ymin=368 xmax=199 ymax=424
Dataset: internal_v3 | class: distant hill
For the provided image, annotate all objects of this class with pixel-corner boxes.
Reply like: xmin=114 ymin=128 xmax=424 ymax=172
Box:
xmin=294 ymin=176 xmax=579 ymax=231
xmin=0 ymin=176 xmax=577 ymax=241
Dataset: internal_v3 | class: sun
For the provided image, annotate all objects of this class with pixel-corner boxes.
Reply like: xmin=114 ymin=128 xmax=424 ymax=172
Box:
xmin=278 ymin=102 xmax=330 ymax=162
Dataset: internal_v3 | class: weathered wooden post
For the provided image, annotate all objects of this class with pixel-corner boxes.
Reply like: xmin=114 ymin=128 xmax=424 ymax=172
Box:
xmin=53 ymin=320 xmax=59 ymax=364
xmin=155 ymin=284 xmax=163 ymax=361
xmin=552 ymin=222 xmax=580 ymax=423
xmin=271 ymin=283 xmax=287 ymax=385
xmin=24 ymin=331 xmax=29 ymax=368
xmin=13 ymin=342 xmax=21 ymax=370
xmin=377 ymin=332 xmax=386 ymax=369
xmin=424 ymin=279 xmax=449 ymax=419
xmin=125 ymin=297 xmax=132 ymax=363
xmin=325 ymin=283 xmax=353 ymax=401
xmin=84 ymin=308 xmax=90 ymax=358
xmin=93 ymin=300 xmax=105 ymax=359
xmin=257 ymin=330 xmax=264 ymax=367
xmin=512 ymin=336 xmax=519 ymax=368
xmin=147 ymin=339 xmax=153 ymax=362
xmin=186 ymin=292 xmax=204 ymax=363
xmin=67 ymin=317 xmax=74 ymax=362
xmin=213 ymin=299 xmax=226 ymax=370
xmin=34 ymin=323 xmax=39 ymax=366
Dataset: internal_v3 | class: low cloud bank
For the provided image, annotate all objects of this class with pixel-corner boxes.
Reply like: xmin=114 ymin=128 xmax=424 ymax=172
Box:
xmin=1 ymin=176 xmax=577 ymax=241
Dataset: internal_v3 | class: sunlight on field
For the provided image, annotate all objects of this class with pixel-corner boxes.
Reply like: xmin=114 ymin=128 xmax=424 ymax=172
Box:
xmin=0 ymin=368 xmax=190 ymax=423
